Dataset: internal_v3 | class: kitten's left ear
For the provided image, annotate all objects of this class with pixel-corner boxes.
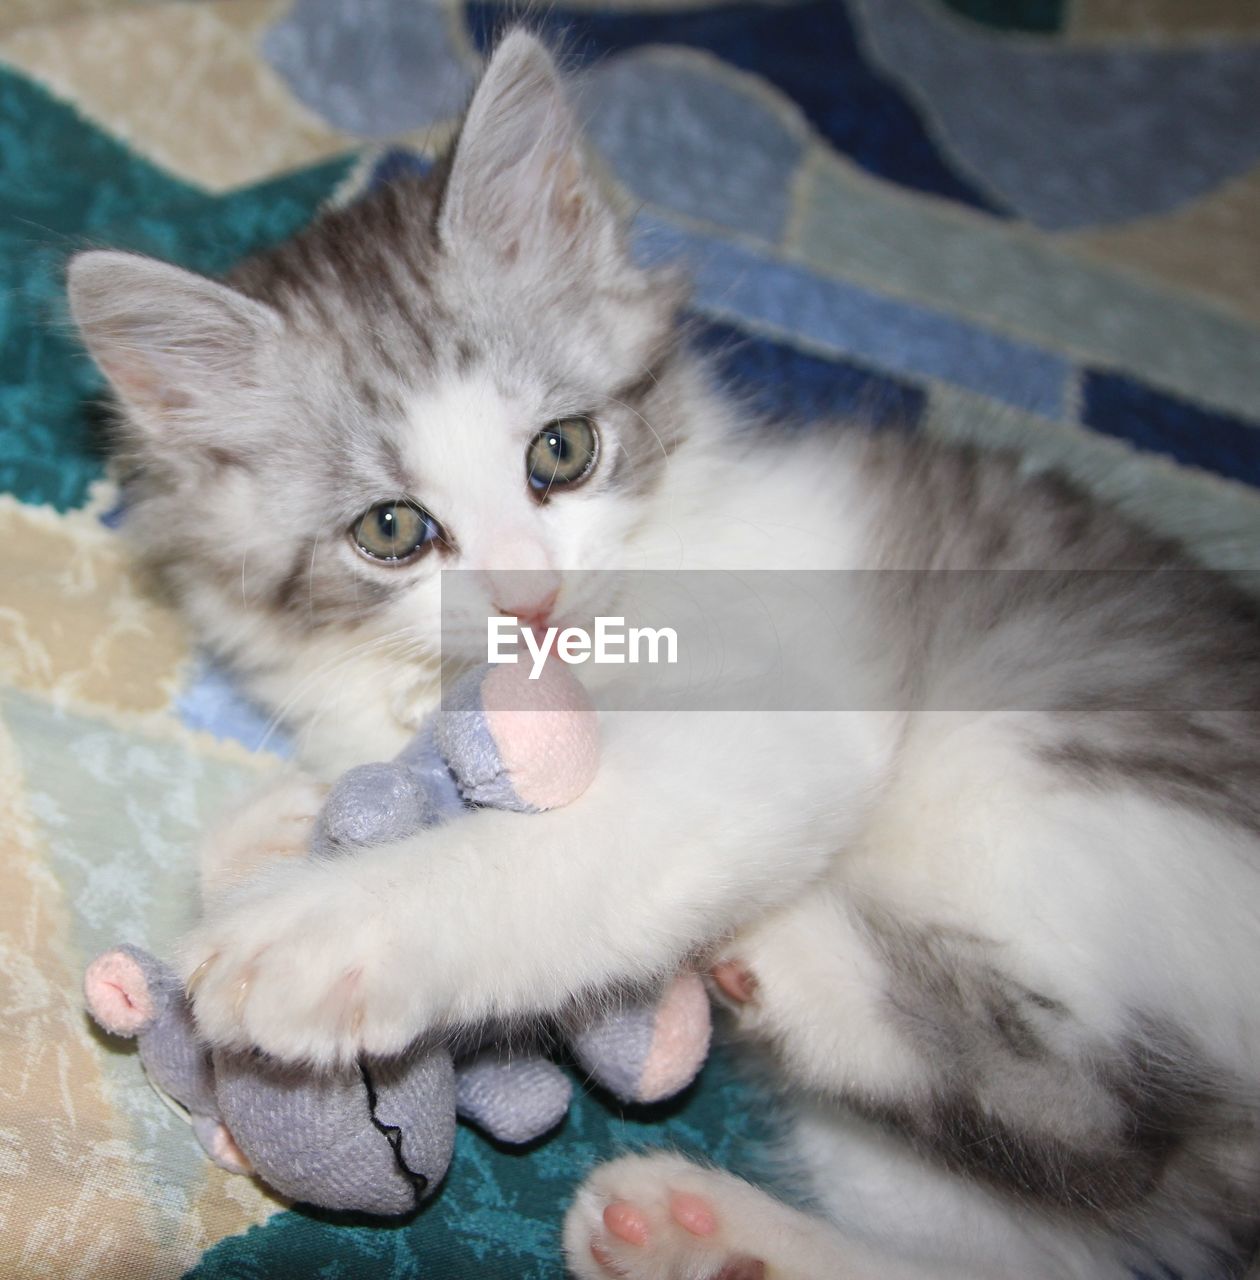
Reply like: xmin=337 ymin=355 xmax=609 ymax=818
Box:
xmin=438 ymin=31 xmax=620 ymax=273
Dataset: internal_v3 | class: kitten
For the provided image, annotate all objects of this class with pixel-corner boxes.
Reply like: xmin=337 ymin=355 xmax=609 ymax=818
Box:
xmin=69 ymin=31 xmax=1260 ymax=1280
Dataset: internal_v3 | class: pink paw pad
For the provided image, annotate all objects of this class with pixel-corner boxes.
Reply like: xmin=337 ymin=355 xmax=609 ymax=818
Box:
xmin=603 ymin=1201 xmax=652 ymax=1246
xmin=712 ymin=1260 xmax=767 ymax=1280
xmin=668 ymin=1189 xmax=718 ymax=1236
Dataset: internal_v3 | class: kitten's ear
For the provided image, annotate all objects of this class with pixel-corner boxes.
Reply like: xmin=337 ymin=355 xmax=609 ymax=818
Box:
xmin=438 ymin=32 xmax=619 ymax=271
xmin=67 ymin=250 xmax=280 ymax=431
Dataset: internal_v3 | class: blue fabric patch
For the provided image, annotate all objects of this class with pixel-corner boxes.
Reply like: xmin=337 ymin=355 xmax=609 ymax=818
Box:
xmin=463 ymin=0 xmax=1008 ymax=215
xmin=851 ymin=0 xmax=1260 ymax=231
xmin=176 ymin=656 xmax=293 ymax=758
xmin=690 ymin=316 xmax=925 ymax=430
xmin=97 ymin=498 xmax=126 ymax=529
xmin=1082 ymin=372 xmax=1260 ymax=488
xmin=579 ymin=52 xmax=804 ymax=243
xmin=262 ymin=0 xmax=474 ymax=137
xmin=639 ymin=216 xmax=1067 ymax=418
xmin=942 ymin=0 xmax=1066 ymax=31
xmin=365 ymin=147 xmax=432 ymax=191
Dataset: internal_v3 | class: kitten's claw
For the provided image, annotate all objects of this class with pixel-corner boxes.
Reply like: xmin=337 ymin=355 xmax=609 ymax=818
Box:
xmin=185 ymin=953 xmax=217 ymax=998
xmin=232 ymin=967 xmax=254 ymax=1022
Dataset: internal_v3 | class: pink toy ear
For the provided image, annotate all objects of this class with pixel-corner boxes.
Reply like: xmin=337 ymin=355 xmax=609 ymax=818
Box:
xmin=481 ymin=661 xmax=600 ymax=811
xmin=84 ymin=949 xmax=156 ymax=1036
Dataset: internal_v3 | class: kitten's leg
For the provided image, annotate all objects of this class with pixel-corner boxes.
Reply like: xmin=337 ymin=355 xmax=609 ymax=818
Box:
xmin=710 ymin=885 xmax=1234 ymax=1280
xmin=787 ymin=1103 xmax=1127 ymax=1280
xmin=709 ymin=886 xmax=934 ymax=1103
xmin=564 ymin=1151 xmax=983 ymax=1280
xmin=687 ymin=904 xmax=1135 ymax=1280
xmin=180 ymin=709 xmax=894 ymax=1064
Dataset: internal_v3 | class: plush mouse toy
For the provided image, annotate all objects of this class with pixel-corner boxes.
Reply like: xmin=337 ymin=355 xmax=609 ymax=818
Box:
xmin=85 ymin=660 xmax=711 ymax=1215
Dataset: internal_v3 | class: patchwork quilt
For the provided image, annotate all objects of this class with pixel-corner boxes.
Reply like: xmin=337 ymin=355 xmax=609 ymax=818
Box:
xmin=1 ymin=2 xmax=1258 ymax=1277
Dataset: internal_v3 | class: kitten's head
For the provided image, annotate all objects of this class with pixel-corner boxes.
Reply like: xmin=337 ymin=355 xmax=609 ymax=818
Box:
xmin=68 ymin=32 xmax=693 ymax=736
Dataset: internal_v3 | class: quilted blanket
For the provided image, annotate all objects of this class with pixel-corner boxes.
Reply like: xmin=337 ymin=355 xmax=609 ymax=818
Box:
xmin=2 ymin=2 xmax=1258 ymax=1277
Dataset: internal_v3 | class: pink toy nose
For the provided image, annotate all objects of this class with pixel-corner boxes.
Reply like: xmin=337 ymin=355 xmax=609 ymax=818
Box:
xmin=495 ymin=588 xmax=559 ymax=635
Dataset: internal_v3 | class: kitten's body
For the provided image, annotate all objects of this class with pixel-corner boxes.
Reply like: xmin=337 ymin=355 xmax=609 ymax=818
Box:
xmin=70 ymin=33 xmax=1260 ymax=1280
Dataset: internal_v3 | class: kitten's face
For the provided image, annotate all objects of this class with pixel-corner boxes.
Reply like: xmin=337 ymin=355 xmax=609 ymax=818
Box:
xmin=68 ymin=33 xmax=686 ymax=687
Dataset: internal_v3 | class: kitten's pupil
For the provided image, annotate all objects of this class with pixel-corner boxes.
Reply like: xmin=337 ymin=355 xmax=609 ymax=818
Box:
xmin=375 ymin=504 xmax=406 ymax=548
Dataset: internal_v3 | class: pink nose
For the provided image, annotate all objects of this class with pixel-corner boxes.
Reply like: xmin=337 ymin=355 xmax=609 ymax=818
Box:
xmin=495 ymin=588 xmax=559 ymax=634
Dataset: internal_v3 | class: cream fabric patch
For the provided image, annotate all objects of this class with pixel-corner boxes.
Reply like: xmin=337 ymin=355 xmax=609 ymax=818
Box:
xmin=0 ymin=497 xmax=185 ymax=716
xmin=0 ymin=0 xmax=352 ymax=192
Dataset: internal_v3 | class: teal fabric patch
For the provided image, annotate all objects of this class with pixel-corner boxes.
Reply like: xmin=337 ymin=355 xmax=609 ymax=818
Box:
xmin=940 ymin=0 xmax=1065 ymax=32
xmin=187 ymin=1047 xmax=778 ymax=1280
xmin=0 ymin=67 xmax=351 ymax=511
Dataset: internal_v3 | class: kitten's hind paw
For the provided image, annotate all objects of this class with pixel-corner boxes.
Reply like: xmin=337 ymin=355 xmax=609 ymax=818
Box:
xmin=565 ymin=1153 xmax=779 ymax=1280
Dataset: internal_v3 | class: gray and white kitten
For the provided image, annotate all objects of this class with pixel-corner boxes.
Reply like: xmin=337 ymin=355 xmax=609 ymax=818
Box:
xmin=69 ymin=32 xmax=1260 ymax=1280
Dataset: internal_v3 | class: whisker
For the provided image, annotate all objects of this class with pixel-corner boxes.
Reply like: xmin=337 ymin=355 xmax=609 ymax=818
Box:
xmin=600 ymin=391 xmax=674 ymax=470
xmin=250 ymin=626 xmax=428 ymax=755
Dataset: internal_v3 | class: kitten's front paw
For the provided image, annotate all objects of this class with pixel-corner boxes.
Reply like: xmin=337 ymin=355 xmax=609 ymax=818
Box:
xmin=180 ymin=860 xmax=429 ymax=1066
xmin=566 ymin=1153 xmax=770 ymax=1280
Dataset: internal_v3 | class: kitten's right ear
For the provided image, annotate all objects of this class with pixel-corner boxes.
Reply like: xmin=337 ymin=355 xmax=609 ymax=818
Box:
xmin=67 ymin=251 xmax=280 ymax=432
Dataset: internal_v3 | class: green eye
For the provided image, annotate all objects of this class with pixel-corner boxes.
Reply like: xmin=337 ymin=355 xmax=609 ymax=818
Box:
xmin=351 ymin=500 xmax=443 ymax=564
xmin=527 ymin=416 xmax=598 ymax=494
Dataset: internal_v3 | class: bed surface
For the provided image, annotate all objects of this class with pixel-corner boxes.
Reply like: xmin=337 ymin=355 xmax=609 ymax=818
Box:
xmin=1 ymin=2 xmax=1258 ymax=1276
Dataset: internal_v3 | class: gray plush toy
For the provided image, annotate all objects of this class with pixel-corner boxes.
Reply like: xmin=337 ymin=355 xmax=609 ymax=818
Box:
xmin=84 ymin=661 xmax=712 ymax=1215
xmin=84 ymin=941 xmax=456 ymax=1214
